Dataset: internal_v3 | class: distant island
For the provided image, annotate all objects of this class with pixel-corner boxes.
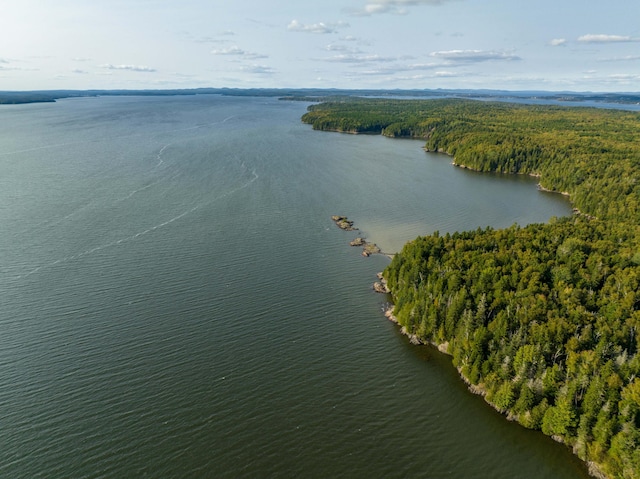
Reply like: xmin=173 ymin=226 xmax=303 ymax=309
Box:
xmin=310 ymin=98 xmax=640 ymax=479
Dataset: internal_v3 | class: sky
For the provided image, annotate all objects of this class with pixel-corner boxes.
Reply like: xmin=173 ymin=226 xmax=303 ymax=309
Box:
xmin=1 ymin=0 xmax=640 ymax=92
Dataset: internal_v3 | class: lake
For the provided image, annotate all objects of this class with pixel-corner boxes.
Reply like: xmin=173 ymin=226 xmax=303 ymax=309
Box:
xmin=0 ymin=95 xmax=590 ymax=478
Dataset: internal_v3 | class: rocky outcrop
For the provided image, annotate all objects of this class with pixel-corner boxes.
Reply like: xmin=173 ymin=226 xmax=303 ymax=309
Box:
xmin=331 ymin=215 xmax=357 ymax=231
xmin=373 ymin=281 xmax=390 ymax=294
xmin=332 ymin=215 xmax=383 ymax=257
xmin=362 ymin=243 xmax=381 ymax=256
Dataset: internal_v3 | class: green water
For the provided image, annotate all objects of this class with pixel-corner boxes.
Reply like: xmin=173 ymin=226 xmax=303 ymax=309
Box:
xmin=0 ymin=95 xmax=589 ymax=478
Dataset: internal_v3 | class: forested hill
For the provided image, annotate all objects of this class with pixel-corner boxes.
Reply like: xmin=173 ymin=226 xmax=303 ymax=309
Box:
xmin=303 ymin=99 xmax=640 ymax=479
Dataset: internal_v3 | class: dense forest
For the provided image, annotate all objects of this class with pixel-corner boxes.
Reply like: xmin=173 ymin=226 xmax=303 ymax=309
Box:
xmin=303 ymin=99 xmax=640 ymax=479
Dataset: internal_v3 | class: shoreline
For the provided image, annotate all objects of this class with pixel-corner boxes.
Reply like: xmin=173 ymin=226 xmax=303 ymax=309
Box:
xmin=328 ymin=179 xmax=604 ymax=477
xmin=379 ymin=284 xmax=609 ymax=479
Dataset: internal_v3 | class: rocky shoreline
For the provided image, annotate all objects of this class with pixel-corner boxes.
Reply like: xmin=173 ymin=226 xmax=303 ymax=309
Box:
xmin=372 ymin=272 xmax=390 ymax=294
xmin=379 ymin=285 xmax=609 ymax=479
xmin=382 ymin=302 xmax=449 ymax=352
xmin=336 ymin=212 xmax=599 ymax=467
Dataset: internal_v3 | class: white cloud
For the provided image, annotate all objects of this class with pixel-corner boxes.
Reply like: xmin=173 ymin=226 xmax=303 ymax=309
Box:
xmin=194 ymin=36 xmax=225 ymax=44
xmin=434 ymin=71 xmax=458 ymax=77
xmin=101 ymin=64 xmax=157 ymax=72
xmin=196 ymin=31 xmax=237 ymax=43
xmin=407 ymin=62 xmax=441 ymax=70
xmin=598 ymin=55 xmax=640 ymax=62
xmin=578 ymin=34 xmax=640 ymax=43
xmin=387 ymin=73 xmax=431 ymax=82
xmin=430 ymin=49 xmax=521 ymax=63
xmin=287 ymin=20 xmax=349 ymax=34
xmin=72 ymin=69 xmax=89 ymax=74
xmin=608 ymin=73 xmax=640 ymax=80
xmin=366 ymin=4 xmax=397 ymax=15
xmin=362 ymin=69 xmax=472 ymax=83
xmin=349 ymin=0 xmax=459 ymax=16
xmin=324 ymin=53 xmax=412 ymax=64
xmin=571 ymin=71 xmax=640 ymax=87
xmin=240 ymin=64 xmax=276 ymax=75
xmin=211 ymin=46 xmax=268 ymax=59
xmin=362 ymin=63 xmax=442 ymax=77
xmin=325 ymin=43 xmax=363 ymax=54
xmin=0 ymin=61 xmax=36 ymax=72
xmin=211 ymin=46 xmax=245 ymax=55
xmin=358 ymin=68 xmax=394 ymax=76
xmin=549 ymin=38 xmax=567 ymax=47
xmin=332 ymin=59 xmax=441 ymax=76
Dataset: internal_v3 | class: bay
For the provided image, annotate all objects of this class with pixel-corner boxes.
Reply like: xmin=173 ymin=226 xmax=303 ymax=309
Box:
xmin=0 ymin=95 xmax=588 ymax=478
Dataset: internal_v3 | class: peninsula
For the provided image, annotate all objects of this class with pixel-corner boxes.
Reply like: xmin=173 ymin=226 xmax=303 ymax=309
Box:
xmin=310 ymin=98 xmax=640 ymax=479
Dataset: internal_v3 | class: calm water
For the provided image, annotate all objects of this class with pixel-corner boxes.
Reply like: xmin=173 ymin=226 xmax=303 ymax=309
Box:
xmin=0 ymin=95 xmax=589 ymax=478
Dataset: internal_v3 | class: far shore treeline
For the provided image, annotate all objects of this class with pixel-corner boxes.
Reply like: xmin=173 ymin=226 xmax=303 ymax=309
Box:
xmin=2 ymin=88 xmax=640 ymax=106
xmin=303 ymin=98 xmax=640 ymax=479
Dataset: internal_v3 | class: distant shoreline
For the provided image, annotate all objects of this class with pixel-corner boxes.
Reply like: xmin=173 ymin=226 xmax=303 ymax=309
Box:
xmin=3 ymin=88 xmax=640 ymax=108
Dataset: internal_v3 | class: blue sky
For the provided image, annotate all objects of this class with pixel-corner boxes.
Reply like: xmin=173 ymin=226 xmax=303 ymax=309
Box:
xmin=2 ymin=0 xmax=640 ymax=92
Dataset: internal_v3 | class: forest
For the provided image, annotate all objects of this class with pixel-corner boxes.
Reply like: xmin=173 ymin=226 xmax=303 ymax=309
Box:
xmin=303 ymin=99 xmax=640 ymax=479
